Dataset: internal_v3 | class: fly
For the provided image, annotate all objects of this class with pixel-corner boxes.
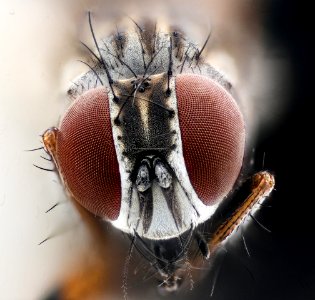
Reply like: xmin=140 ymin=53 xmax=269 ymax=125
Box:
xmin=38 ymin=12 xmax=275 ymax=296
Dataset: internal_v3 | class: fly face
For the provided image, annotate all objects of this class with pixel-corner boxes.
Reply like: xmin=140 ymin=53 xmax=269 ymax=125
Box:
xmin=109 ymin=69 xmax=245 ymax=241
xmin=41 ymin=13 xmax=274 ymax=294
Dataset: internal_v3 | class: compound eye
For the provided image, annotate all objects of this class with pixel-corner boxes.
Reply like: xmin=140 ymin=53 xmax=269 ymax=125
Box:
xmin=175 ymin=74 xmax=245 ymax=205
xmin=45 ymin=87 xmax=121 ymax=220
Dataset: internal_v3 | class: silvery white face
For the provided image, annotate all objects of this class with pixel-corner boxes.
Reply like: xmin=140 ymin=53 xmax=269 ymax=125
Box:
xmin=44 ymin=14 xmax=245 ymax=241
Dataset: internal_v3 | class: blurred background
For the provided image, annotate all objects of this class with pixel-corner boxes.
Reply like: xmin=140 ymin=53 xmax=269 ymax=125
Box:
xmin=0 ymin=0 xmax=313 ymax=299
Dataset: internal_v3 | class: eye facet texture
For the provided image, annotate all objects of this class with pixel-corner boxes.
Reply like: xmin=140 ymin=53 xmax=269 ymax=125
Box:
xmin=175 ymin=74 xmax=245 ymax=205
xmin=55 ymin=87 xmax=121 ymax=220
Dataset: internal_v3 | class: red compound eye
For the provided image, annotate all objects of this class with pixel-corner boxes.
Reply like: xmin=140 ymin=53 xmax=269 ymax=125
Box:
xmin=54 ymin=87 xmax=121 ymax=220
xmin=176 ymin=74 xmax=245 ymax=206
